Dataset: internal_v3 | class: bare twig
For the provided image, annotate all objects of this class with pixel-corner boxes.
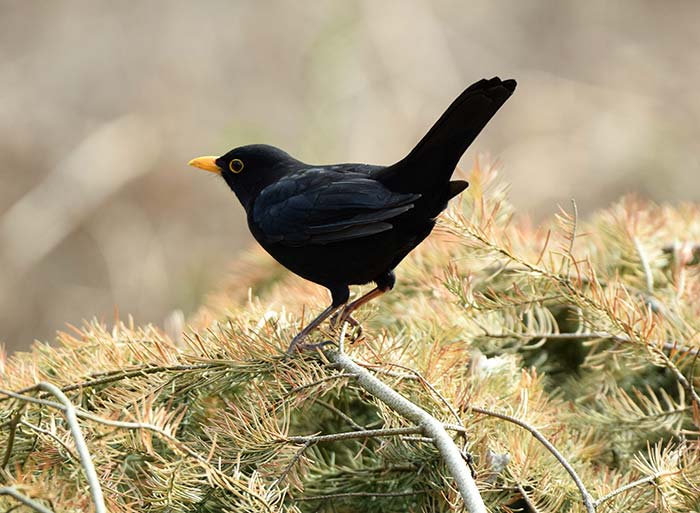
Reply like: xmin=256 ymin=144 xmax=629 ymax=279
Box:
xmin=286 ymin=373 xmax=358 ymax=396
xmin=468 ymin=405 xmax=594 ymax=513
xmin=516 ymin=483 xmax=541 ymax=513
xmin=325 ymin=349 xmax=487 ymax=513
xmin=295 ymin=490 xmax=426 ymax=501
xmin=286 ymin=426 xmax=423 ymax=445
xmin=651 ymin=350 xmax=700 ymax=412
xmin=567 ymin=199 xmax=578 ymax=257
xmin=275 ymin=422 xmax=470 ymax=489
xmin=61 ymin=362 xmax=228 ymax=392
xmin=0 ymin=487 xmax=54 ymax=513
xmin=481 ymin=330 xmax=700 ymax=357
xmin=1 ymin=409 xmax=24 ymax=468
xmin=633 ymin=236 xmax=654 ymax=293
xmin=272 ymin=440 xmax=312 ymax=490
xmin=0 ymin=362 xmax=230 ymax=406
xmin=362 ymin=361 xmax=464 ymax=428
xmin=401 ymin=435 xmax=434 ymax=443
xmin=0 ymin=386 xmax=274 ymax=511
xmin=35 ymin=382 xmax=106 ymax=513
xmin=592 ymin=473 xmax=668 ymax=508
xmin=19 ymin=420 xmax=79 ymax=462
xmin=274 ymin=426 xmax=429 ymax=489
xmin=313 ymin=399 xmax=366 ymax=430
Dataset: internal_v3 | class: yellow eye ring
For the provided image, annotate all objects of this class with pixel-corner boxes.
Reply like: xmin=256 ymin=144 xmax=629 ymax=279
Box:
xmin=229 ymin=159 xmax=244 ymax=173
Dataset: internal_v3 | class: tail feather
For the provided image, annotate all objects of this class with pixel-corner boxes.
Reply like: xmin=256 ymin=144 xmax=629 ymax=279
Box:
xmin=376 ymin=77 xmax=515 ymax=193
xmin=448 ymin=180 xmax=469 ymax=199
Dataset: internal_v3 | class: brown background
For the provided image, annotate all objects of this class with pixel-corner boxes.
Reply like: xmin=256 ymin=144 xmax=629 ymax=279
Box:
xmin=1 ymin=1 xmax=698 ymax=351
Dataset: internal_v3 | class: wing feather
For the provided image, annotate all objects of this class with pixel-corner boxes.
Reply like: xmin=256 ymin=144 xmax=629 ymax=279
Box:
xmin=252 ymin=170 xmax=419 ymax=246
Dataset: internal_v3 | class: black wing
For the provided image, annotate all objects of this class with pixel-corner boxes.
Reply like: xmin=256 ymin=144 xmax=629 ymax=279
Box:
xmin=251 ymin=169 xmax=420 ymax=246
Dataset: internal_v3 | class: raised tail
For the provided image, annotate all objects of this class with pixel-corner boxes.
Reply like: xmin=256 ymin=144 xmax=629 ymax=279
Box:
xmin=376 ymin=77 xmax=516 ymax=194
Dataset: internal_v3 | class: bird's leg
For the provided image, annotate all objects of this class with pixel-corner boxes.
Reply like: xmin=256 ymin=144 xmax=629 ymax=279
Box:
xmin=286 ymin=304 xmax=342 ymax=353
xmin=287 ymin=285 xmax=350 ymax=354
xmin=331 ymin=288 xmax=384 ymax=330
xmin=332 ymin=271 xmax=395 ymax=330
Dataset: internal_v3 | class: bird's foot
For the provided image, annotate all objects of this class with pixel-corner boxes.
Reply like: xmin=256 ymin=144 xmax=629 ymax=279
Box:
xmin=329 ymin=309 xmax=363 ymax=341
xmin=285 ymin=304 xmax=339 ymax=354
xmin=329 ymin=308 xmax=359 ymax=329
xmin=286 ymin=335 xmax=336 ymax=354
xmin=286 ymin=332 xmax=307 ymax=354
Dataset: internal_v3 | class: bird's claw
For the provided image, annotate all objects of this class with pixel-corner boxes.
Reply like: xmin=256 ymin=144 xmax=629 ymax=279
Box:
xmin=347 ymin=323 xmax=363 ymax=342
xmin=286 ymin=333 xmax=306 ymax=354
xmin=329 ymin=309 xmax=347 ymax=328
xmin=329 ymin=310 xmax=363 ymax=341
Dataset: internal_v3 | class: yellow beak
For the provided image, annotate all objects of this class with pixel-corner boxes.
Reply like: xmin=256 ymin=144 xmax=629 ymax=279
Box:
xmin=188 ymin=156 xmax=221 ymax=174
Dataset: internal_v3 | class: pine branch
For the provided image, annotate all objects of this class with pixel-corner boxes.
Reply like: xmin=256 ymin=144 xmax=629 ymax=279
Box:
xmin=2 ymin=166 xmax=699 ymax=511
xmin=324 ymin=348 xmax=487 ymax=513
xmin=0 ymin=386 xmax=276 ymax=511
xmin=294 ymin=490 xmax=427 ymax=501
xmin=34 ymin=383 xmax=106 ymax=513
xmin=468 ymin=405 xmax=594 ymax=512
xmin=593 ymin=473 xmax=667 ymax=508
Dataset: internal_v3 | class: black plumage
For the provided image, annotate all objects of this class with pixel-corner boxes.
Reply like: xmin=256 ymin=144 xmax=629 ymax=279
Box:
xmin=189 ymin=77 xmax=516 ymax=351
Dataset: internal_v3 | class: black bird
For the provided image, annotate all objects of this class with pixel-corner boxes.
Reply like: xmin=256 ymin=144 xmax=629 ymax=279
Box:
xmin=190 ymin=77 xmax=516 ymax=352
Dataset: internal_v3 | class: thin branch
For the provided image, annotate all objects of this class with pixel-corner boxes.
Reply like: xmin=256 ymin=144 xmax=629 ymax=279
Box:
xmin=516 ymin=483 xmax=541 ymax=513
xmin=362 ymin=361 xmax=464 ymax=428
xmin=0 ymin=363 xmax=229 ymax=406
xmin=633 ymin=236 xmax=654 ymax=293
xmin=314 ymin=399 xmax=365 ymax=429
xmin=0 ymin=390 xmax=63 ymax=410
xmin=274 ymin=425 xmax=425 ymax=487
xmin=19 ymin=420 xmax=79 ymax=462
xmin=567 ymin=199 xmax=578 ymax=257
xmin=313 ymin=399 xmax=366 ymax=431
xmin=325 ymin=349 xmax=487 ymax=513
xmin=468 ymin=405 xmax=594 ymax=513
xmin=0 ymin=487 xmax=54 ymax=513
xmin=286 ymin=426 xmax=423 ymax=445
xmin=650 ymin=349 xmax=700 ymax=414
xmin=274 ymin=423 xmax=469 ymax=489
xmin=294 ymin=490 xmax=427 ymax=501
xmin=272 ymin=440 xmax=312 ymax=490
xmin=483 ymin=331 xmax=611 ymax=341
xmin=481 ymin=330 xmax=700 ymax=357
xmin=1 ymin=409 xmax=24 ymax=469
xmin=286 ymin=373 xmax=358 ymax=396
xmin=401 ymin=435 xmax=434 ymax=443
xmin=592 ymin=473 xmax=667 ymax=508
xmin=0 ymin=387 xmax=274 ymax=511
xmin=34 ymin=383 xmax=106 ymax=513
xmin=451 ymin=216 xmax=700 ymax=414
xmin=353 ymin=366 xmax=414 ymax=380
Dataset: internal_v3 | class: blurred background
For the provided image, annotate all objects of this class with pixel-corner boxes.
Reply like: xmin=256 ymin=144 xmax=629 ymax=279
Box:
xmin=1 ymin=0 xmax=699 ymax=351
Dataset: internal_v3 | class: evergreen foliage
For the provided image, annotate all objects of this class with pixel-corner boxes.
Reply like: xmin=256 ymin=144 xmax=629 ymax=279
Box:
xmin=1 ymin=163 xmax=699 ymax=512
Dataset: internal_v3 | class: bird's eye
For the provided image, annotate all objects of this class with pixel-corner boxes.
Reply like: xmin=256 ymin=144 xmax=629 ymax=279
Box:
xmin=229 ymin=159 xmax=244 ymax=174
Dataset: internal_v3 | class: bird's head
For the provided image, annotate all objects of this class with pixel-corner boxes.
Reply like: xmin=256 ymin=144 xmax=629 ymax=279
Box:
xmin=189 ymin=144 xmax=299 ymax=209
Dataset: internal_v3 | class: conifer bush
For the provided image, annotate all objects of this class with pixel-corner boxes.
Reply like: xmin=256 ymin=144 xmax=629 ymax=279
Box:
xmin=1 ymin=163 xmax=699 ymax=512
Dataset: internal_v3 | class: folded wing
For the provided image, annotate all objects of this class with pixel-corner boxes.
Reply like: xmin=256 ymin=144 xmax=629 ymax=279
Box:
xmin=252 ymin=169 xmax=420 ymax=246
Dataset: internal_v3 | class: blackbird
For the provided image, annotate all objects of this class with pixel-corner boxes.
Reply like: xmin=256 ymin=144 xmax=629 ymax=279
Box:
xmin=190 ymin=76 xmax=516 ymax=352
